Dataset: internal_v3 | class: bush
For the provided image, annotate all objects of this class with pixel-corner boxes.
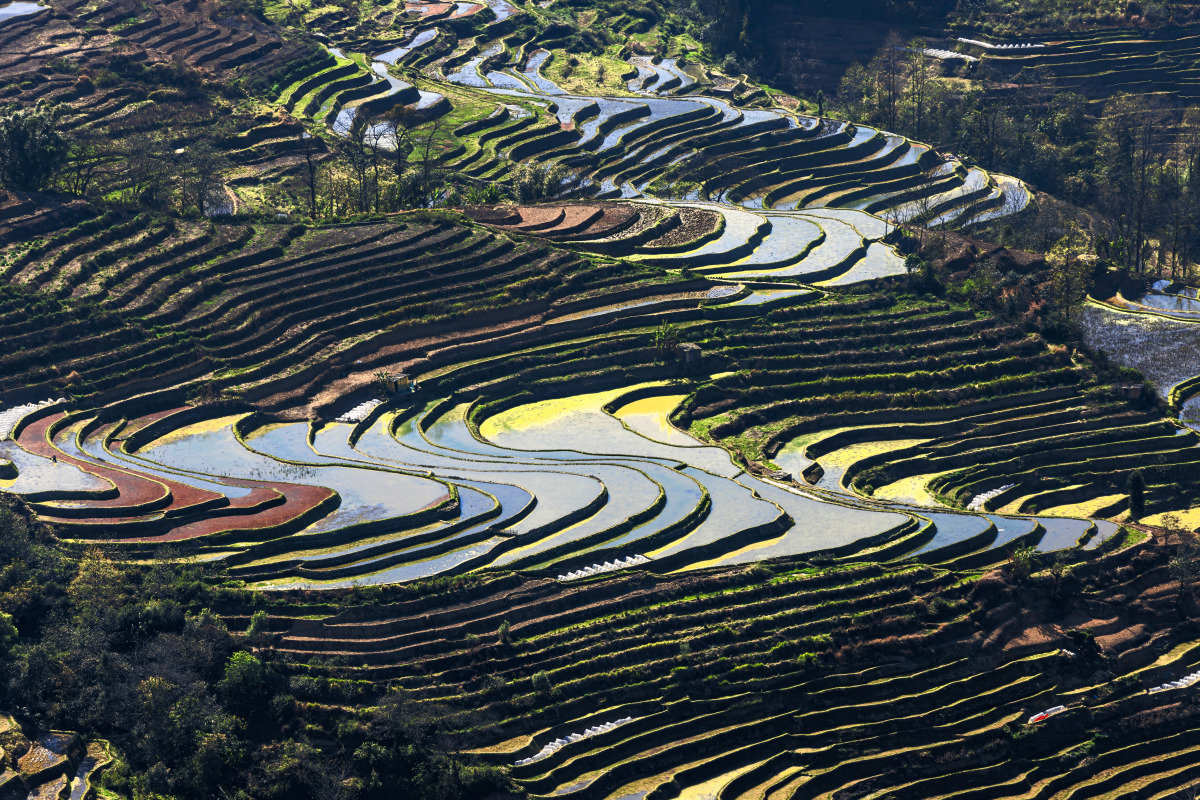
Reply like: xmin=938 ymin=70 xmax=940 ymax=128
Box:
xmin=217 ymin=651 xmax=269 ymax=708
xmin=1008 ymin=545 xmax=1037 ymax=581
xmin=0 ymin=102 xmax=68 ymax=191
xmin=0 ymin=611 xmax=16 ymax=657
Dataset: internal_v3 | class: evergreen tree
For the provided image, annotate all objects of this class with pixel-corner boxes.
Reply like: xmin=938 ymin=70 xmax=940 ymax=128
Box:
xmin=1127 ymin=470 xmax=1146 ymax=520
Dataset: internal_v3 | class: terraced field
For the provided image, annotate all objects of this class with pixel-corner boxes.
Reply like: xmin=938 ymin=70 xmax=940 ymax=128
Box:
xmin=230 ymin=522 xmax=1200 ymax=800
xmin=0 ymin=0 xmax=1167 ymax=602
xmin=216 ymin=0 xmax=1030 ymax=222
xmin=963 ymin=28 xmax=1200 ymax=103
xmin=0 ymin=712 xmax=112 ymax=800
xmin=6 ymin=0 xmax=1200 ymax=795
xmin=0 ymin=206 xmax=1154 ymax=586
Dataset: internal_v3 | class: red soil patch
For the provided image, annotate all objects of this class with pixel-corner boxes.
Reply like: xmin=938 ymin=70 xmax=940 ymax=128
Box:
xmin=537 ymin=206 xmax=604 ymax=236
xmin=15 ymin=411 xmax=337 ymax=543
xmin=19 ymin=413 xmax=174 ymax=512
xmin=553 ymin=204 xmax=639 ymax=241
xmin=106 ymin=407 xmax=339 ymax=543
xmin=451 ymin=2 xmax=483 ymax=16
xmin=463 ymin=205 xmax=521 ymax=225
xmin=403 ymin=2 xmax=452 ymax=14
xmin=462 ymin=203 xmax=640 ymax=242
xmin=115 ymin=480 xmax=335 ymax=543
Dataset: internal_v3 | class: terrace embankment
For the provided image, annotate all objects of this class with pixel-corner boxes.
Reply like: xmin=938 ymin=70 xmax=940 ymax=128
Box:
xmin=0 ymin=711 xmax=112 ymax=800
xmin=0 ymin=206 xmax=1186 ymax=579
xmin=227 ymin=523 xmax=1200 ymax=799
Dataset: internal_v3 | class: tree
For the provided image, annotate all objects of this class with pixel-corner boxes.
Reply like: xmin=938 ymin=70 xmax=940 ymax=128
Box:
xmin=59 ymin=128 xmax=110 ymax=197
xmin=1168 ymin=540 xmax=1200 ymax=605
xmin=837 ymin=62 xmax=874 ymax=123
xmin=0 ymin=102 xmax=69 ymax=191
xmin=904 ymin=39 xmax=931 ymax=141
xmin=1008 ymin=545 xmax=1037 ymax=582
xmin=512 ymin=160 xmax=578 ymax=203
xmin=217 ymin=651 xmax=269 ymax=708
xmin=245 ymin=609 xmax=270 ymax=640
xmin=1045 ymin=221 xmax=1093 ymax=326
xmin=178 ymin=139 xmax=231 ymax=215
xmin=415 ymin=115 xmax=447 ymax=205
xmin=297 ymin=130 xmax=323 ymax=219
xmin=379 ymin=106 xmax=415 ymax=179
xmin=1097 ymin=93 xmax=1165 ymax=274
xmin=653 ymin=319 xmax=681 ymax=357
xmin=68 ymin=546 xmax=124 ymax=626
xmin=1127 ymin=470 xmax=1146 ymax=520
xmin=867 ymin=32 xmax=905 ymax=132
xmin=0 ymin=611 xmax=16 ymax=658
xmin=120 ymin=131 xmax=172 ymax=210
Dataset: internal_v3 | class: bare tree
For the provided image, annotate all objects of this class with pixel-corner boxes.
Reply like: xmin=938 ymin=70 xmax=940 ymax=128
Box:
xmin=120 ymin=131 xmax=172 ymax=210
xmin=868 ymin=31 xmax=905 ymax=132
xmin=414 ymin=115 xmax=446 ymax=206
xmin=905 ymin=39 xmax=931 ymax=142
xmin=60 ymin=128 xmax=110 ymax=197
xmin=379 ymin=105 xmax=416 ymax=178
xmin=179 ymin=139 xmax=231 ymax=215
xmin=297 ymin=129 xmax=323 ymax=220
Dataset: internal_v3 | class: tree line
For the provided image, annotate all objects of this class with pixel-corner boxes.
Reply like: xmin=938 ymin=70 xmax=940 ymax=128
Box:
xmin=837 ymin=33 xmax=1200 ymax=282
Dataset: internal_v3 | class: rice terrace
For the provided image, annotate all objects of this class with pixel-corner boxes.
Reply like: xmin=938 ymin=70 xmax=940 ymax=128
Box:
xmin=5 ymin=0 xmax=1200 ymax=796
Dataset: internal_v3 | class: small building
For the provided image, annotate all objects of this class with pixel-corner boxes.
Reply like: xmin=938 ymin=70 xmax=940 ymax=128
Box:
xmin=384 ymin=373 xmax=412 ymax=393
xmin=676 ymin=343 xmax=702 ymax=364
xmin=1118 ymin=384 xmax=1143 ymax=401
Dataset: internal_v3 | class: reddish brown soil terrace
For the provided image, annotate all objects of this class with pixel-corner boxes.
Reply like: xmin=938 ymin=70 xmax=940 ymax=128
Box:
xmin=403 ymin=2 xmax=453 ymax=16
xmin=118 ymin=480 xmax=335 ymax=544
xmin=536 ymin=205 xmax=604 ymax=236
xmin=553 ymin=203 xmax=639 ymax=241
xmin=13 ymin=411 xmax=335 ymax=543
xmin=18 ymin=413 xmax=172 ymax=513
xmin=493 ymin=206 xmax=567 ymax=232
xmin=464 ymin=203 xmax=640 ymax=243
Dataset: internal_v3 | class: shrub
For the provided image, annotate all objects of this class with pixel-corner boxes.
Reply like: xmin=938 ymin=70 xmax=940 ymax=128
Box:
xmin=532 ymin=670 xmax=552 ymax=696
xmin=0 ymin=611 xmax=16 ymax=657
xmin=217 ymin=651 xmax=268 ymax=708
xmin=1008 ymin=546 xmax=1037 ymax=582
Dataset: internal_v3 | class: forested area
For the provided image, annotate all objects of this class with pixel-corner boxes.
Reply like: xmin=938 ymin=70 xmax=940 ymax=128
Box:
xmin=0 ymin=501 xmax=509 ymax=800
